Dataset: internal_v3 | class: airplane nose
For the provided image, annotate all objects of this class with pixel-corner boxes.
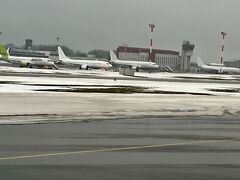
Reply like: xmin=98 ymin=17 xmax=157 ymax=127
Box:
xmin=107 ymin=63 xmax=112 ymax=68
xmin=152 ymin=64 xmax=159 ymax=69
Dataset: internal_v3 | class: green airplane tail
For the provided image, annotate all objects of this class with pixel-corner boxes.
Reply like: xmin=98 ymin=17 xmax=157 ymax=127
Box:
xmin=0 ymin=44 xmax=9 ymax=61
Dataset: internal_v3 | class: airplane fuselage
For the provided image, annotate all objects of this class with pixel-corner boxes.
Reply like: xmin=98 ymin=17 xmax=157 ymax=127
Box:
xmin=60 ymin=58 xmax=112 ymax=70
xmin=111 ymin=60 xmax=159 ymax=70
xmin=7 ymin=55 xmax=57 ymax=69
xmin=197 ymin=56 xmax=240 ymax=74
xmin=201 ymin=65 xmax=240 ymax=74
xmin=109 ymin=50 xmax=159 ymax=71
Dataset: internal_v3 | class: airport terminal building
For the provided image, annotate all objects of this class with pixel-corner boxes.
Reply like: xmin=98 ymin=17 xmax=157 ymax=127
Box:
xmin=117 ymin=41 xmax=194 ymax=72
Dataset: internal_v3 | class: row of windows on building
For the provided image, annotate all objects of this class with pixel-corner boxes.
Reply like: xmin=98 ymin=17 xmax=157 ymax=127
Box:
xmin=156 ymin=57 xmax=179 ymax=66
xmin=155 ymin=59 xmax=178 ymax=66
xmin=140 ymin=56 xmax=148 ymax=61
xmin=156 ymin=56 xmax=179 ymax=62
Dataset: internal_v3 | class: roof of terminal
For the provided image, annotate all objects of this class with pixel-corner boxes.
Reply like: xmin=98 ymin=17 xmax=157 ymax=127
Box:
xmin=117 ymin=46 xmax=179 ymax=55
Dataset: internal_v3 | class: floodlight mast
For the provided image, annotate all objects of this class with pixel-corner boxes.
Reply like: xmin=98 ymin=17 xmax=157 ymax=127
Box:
xmin=220 ymin=32 xmax=226 ymax=74
xmin=149 ymin=24 xmax=155 ymax=73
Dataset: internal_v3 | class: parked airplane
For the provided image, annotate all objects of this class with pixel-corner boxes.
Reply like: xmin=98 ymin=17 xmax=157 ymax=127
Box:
xmin=58 ymin=46 xmax=112 ymax=70
xmin=197 ymin=56 xmax=240 ymax=74
xmin=2 ymin=48 xmax=58 ymax=69
xmin=109 ymin=50 xmax=159 ymax=72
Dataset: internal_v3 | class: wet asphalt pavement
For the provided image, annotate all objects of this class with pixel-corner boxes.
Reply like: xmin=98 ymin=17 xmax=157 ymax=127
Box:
xmin=0 ymin=115 xmax=240 ymax=180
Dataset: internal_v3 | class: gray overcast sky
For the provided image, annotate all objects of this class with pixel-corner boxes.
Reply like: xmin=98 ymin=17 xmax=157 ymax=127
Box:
xmin=1 ymin=0 xmax=240 ymax=62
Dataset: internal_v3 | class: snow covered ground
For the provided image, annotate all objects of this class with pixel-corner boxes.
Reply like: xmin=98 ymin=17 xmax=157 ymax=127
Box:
xmin=0 ymin=92 xmax=239 ymax=124
xmin=0 ymin=75 xmax=240 ymax=96
xmin=0 ymin=67 xmax=239 ymax=124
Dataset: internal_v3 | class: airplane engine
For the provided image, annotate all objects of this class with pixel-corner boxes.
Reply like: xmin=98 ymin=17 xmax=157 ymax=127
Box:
xmin=132 ymin=66 xmax=139 ymax=72
xmin=19 ymin=61 xmax=29 ymax=68
xmin=81 ymin=64 xmax=89 ymax=70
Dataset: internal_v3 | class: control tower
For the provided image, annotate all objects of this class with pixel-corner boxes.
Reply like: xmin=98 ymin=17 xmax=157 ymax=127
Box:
xmin=180 ymin=41 xmax=195 ymax=72
xmin=25 ymin=39 xmax=33 ymax=50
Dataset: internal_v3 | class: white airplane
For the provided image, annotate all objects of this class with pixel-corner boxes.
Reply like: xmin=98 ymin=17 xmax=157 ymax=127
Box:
xmin=109 ymin=50 xmax=159 ymax=72
xmin=197 ymin=56 xmax=240 ymax=74
xmin=58 ymin=46 xmax=112 ymax=70
xmin=1 ymin=48 xmax=58 ymax=69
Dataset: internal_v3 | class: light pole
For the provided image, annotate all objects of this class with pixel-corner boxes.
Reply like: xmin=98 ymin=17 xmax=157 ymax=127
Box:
xmin=220 ymin=32 xmax=226 ymax=74
xmin=149 ymin=24 xmax=155 ymax=73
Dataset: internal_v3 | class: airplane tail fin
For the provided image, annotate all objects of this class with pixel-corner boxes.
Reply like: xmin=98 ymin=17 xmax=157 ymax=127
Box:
xmin=58 ymin=46 xmax=69 ymax=61
xmin=0 ymin=44 xmax=9 ymax=61
xmin=197 ymin=56 xmax=207 ymax=68
xmin=110 ymin=50 xmax=119 ymax=61
xmin=5 ymin=48 xmax=10 ymax=56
